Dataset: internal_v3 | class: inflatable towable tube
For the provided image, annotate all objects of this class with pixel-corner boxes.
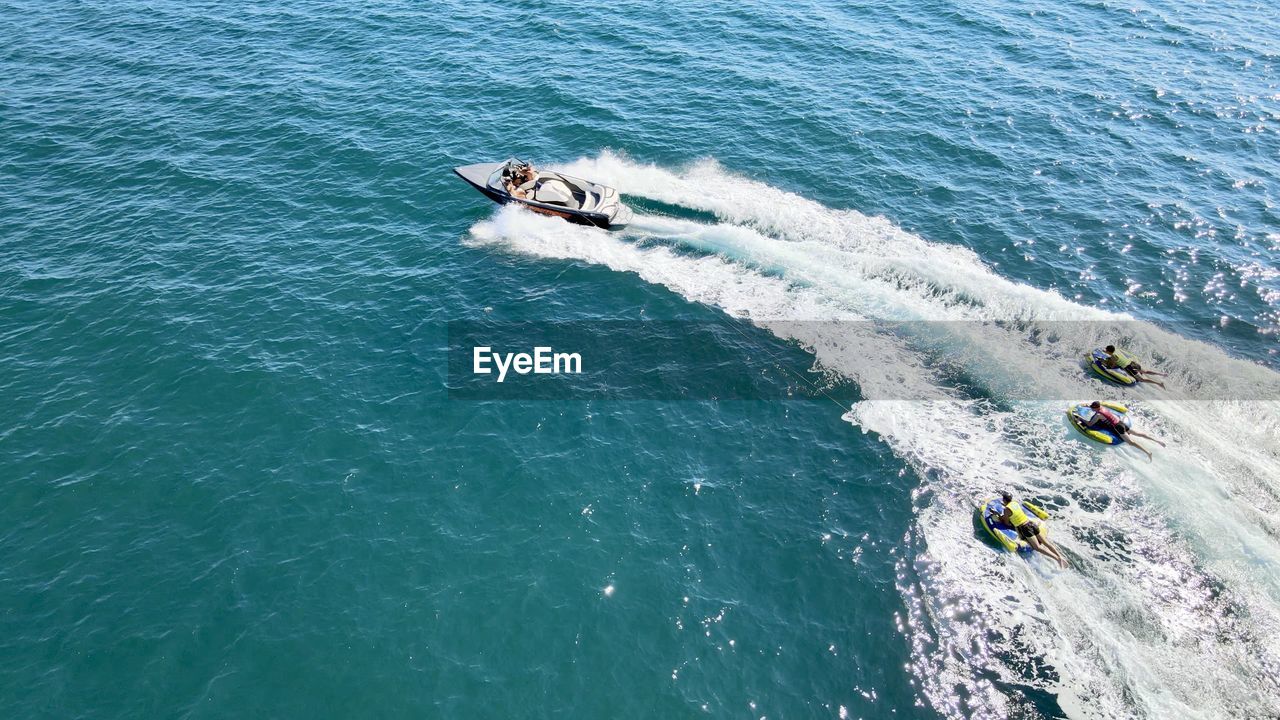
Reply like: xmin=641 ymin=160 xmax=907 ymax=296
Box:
xmin=1067 ymin=401 xmax=1131 ymax=445
xmin=1086 ymin=349 xmax=1137 ymax=386
xmin=978 ymin=498 xmax=1051 ymax=554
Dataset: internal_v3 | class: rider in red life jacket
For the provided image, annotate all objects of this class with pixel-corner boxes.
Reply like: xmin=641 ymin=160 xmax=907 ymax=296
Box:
xmin=1084 ymin=401 xmax=1166 ymax=460
xmin=1094 ymin=404 xmax=1121 ymax=426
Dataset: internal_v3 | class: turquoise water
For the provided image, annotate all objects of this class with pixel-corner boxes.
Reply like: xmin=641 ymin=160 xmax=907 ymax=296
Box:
xmin=3 ymin=1 xmax=1279 ymax=718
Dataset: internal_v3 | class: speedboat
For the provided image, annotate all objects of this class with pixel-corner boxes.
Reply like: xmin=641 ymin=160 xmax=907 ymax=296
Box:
xmin=453 ymin=158 xmax=634 ymax=229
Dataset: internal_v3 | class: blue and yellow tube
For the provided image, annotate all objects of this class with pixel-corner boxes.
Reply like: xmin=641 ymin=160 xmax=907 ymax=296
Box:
xmin=1086 ymin=349 xmax=1138 ymax=386
xmin=1067 ymin=401 xmax=1130 ymax=445
xmin=977 ymin=498 xmax=1051 ymax=554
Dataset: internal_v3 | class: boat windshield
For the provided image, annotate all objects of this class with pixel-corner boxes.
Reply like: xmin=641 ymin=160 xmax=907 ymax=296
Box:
xmin=487 ymin=162 xmax=512 ymax=189
xmin=490 ymin=159 xmax=537 ymax=190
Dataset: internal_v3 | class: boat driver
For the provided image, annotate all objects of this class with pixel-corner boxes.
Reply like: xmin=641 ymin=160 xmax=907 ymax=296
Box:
xmin=995 ymin=492 xmax=1069 ymax=568
xmin=505 ymin=162 xmax=539 ymax=199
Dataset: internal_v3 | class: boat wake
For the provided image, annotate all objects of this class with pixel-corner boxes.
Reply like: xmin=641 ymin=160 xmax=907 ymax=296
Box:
xmin=465 ymin=151 xmax=1280 ymax=719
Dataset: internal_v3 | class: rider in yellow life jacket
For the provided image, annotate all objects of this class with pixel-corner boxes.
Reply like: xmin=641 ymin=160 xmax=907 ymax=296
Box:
xmin=1004 ymin=500 xmax=1030 ymax=527
xmin=997 ymin=492 xmax=1069 ymax=569
xmin=1103 ymin=344 xmax=1168 ymax=389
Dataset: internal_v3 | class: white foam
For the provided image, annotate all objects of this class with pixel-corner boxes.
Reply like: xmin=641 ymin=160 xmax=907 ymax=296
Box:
xmin=469 ymin=206 xmax=954 ymax=401
xmin=471 ymin=154 xmax=1280 ymax=718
